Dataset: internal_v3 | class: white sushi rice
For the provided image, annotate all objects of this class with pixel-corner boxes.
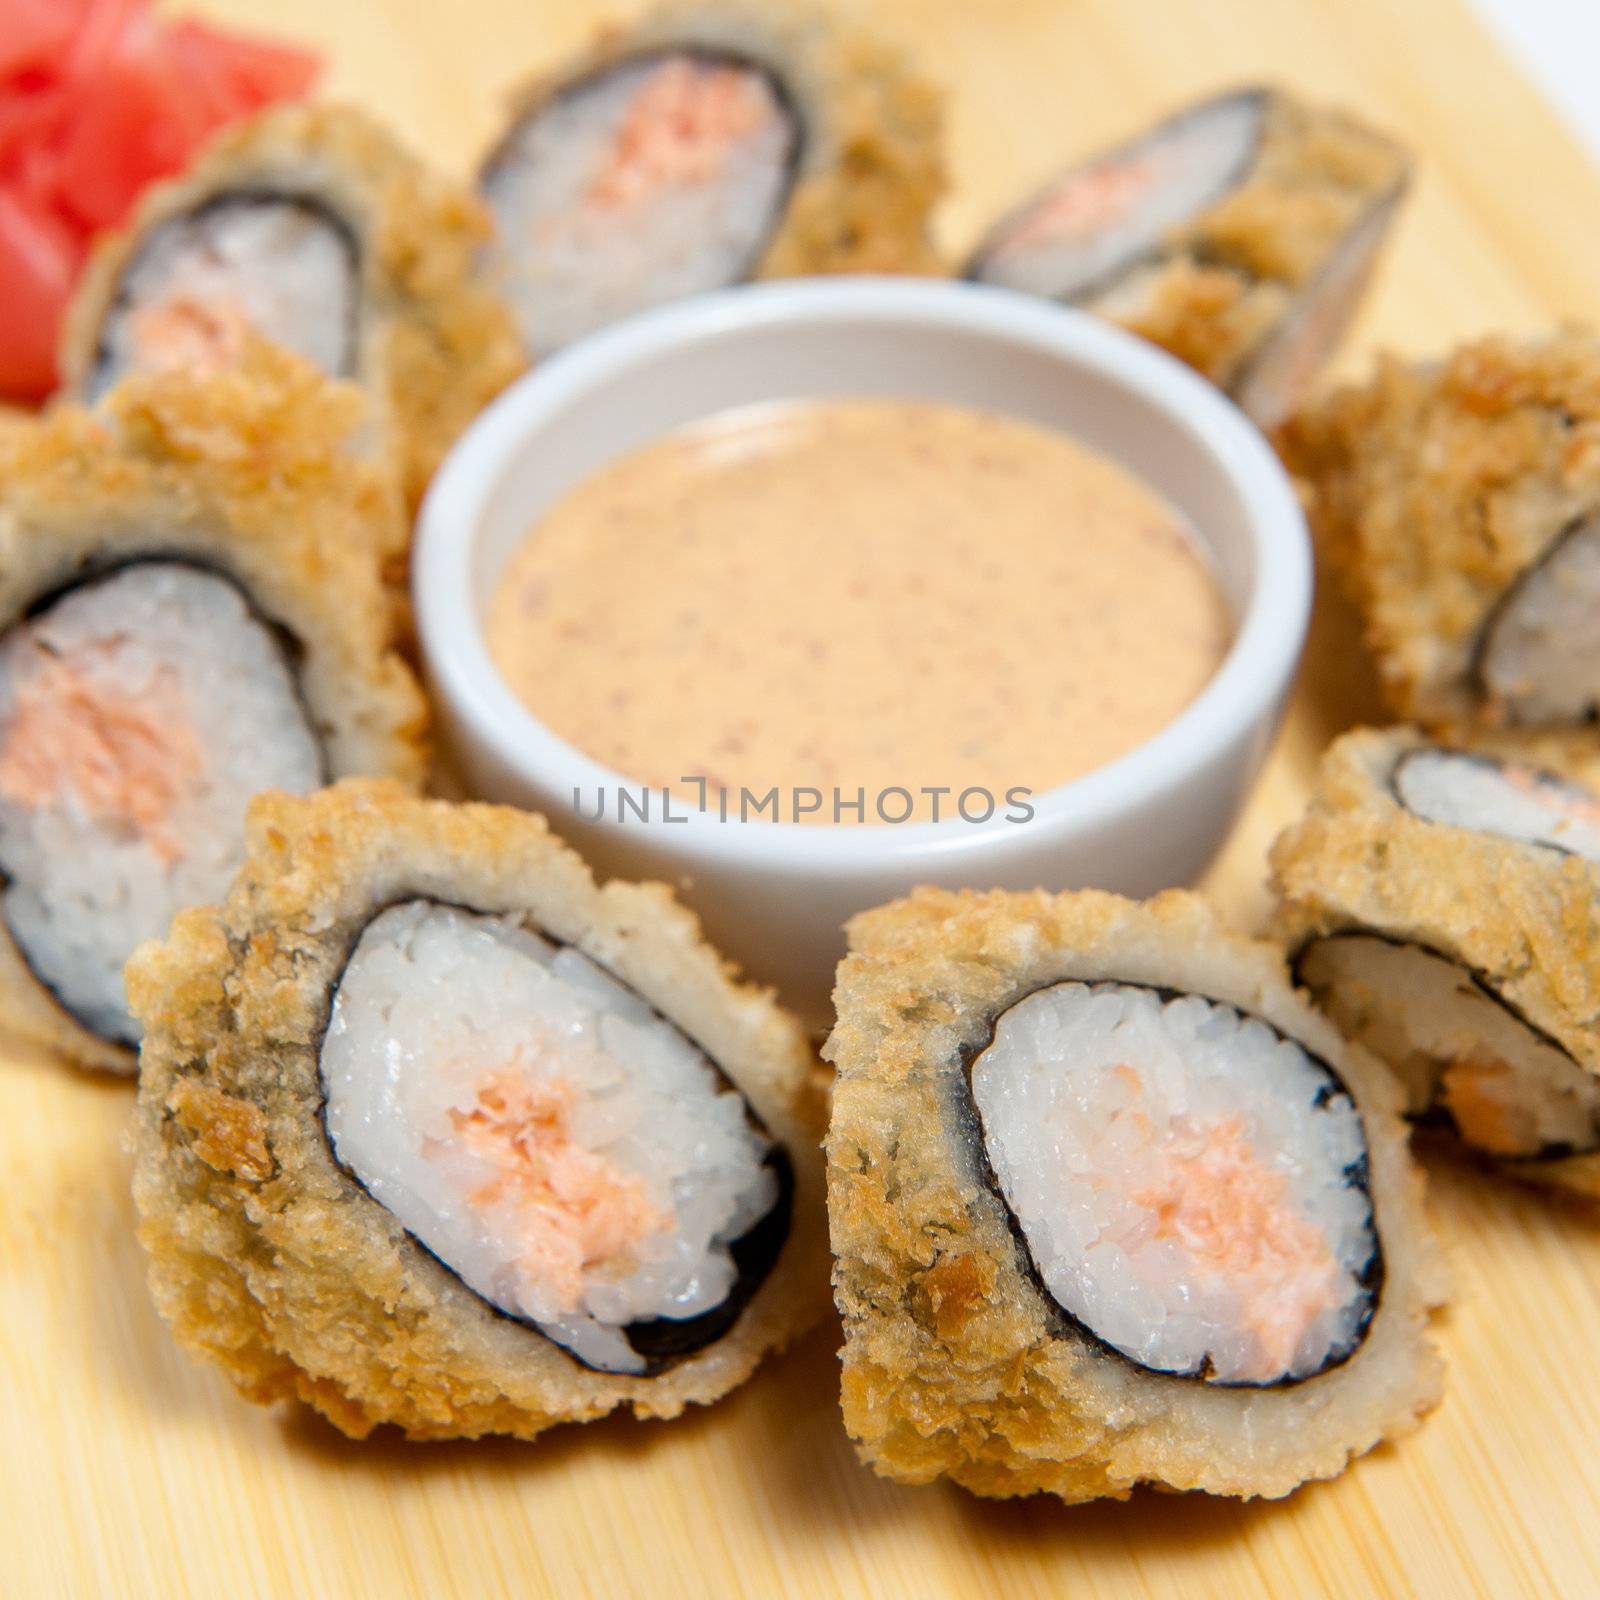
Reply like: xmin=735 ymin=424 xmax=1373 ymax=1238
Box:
xmin=0 ymin=563 xmax=322 ymax=1043
xmin=971 ymin=981 xmax=1376 ymax=1384
xmin=974 ymin=91 xmax=1263 ymax=302
xmin=1394 ymin=746 xmax=1600 ymax=862
xmin=320 ymin=901 xmax=780 ymax=1375
xmin=1297 ymin=934 xmax=1600 ymax=1156
xmin=1479 ymin=513 xmax=1600 ymax=725
xmin=483 ymin=52 xmax=795 ymax=356
xmin=90 ymin=197 xmax=356 ymax=399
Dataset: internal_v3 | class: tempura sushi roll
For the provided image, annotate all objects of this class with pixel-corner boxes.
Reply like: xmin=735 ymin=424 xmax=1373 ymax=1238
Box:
xmin=1281 ymin=335 xmax=1600 ymax=731
xmin=478 ymin=0 xmax=944 ymax=357
xmin=1273 ymin=727 xmax=1600 ymax=1198
xmin=966 ymin=88 xmax=1409 ymax=427
xmin=62 ymin=103 xmax=524 ymax=516
xmin=825 ymin=888 xmax=1446 ymax=1504
xmin=131 ymin=782 xmax=826 ymax=1439
xmin=0 ymin=344 xmax=427 ymax=1073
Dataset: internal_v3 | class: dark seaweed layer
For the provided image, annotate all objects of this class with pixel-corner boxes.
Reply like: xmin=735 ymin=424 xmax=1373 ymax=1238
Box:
xmin=317 ymin=898 xmax=793 ymax=1378
xmin=1291 ymin=929 xmax=1600 ymax=1162
xmin=612 ymin=1146 xmax=792 ymax=1365
xmin=0 ymin=556 xmax=324 ymax=1050
xmin=478 ymin=45 xmax=806 ymax=305
xmin=954 ymin=977 xmax=1383 ymax=1388
xmin=964 ymin=87 xmax=1267 ymax=300
xmin=87 ymin=190 xmax=362 ymax=401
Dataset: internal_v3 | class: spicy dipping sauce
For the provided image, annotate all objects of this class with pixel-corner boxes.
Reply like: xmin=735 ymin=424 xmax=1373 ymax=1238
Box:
xmin=486 ymin=399 xmax=1230 ymax=823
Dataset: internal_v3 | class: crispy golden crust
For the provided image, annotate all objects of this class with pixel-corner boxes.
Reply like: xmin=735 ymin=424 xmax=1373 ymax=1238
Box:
xmin=824 ymin=886 xmax=1447 ymax=1504
xmin=488 ymin=0 xmax=947 ymax=288
xmin=1208 ymin=95 xmax=1406 ymax=284
xmin=1270 ymin=726 xmax=1600 ymax=1198
xmin=0 ymin=407 xmax=31 ymax=448
xmin=1092 ymin=258 xmax=1290 ymax=388
xmin=1278 ymin=334 xmax=1600 ymax=730
xmin=130 ymin=781 xmax=828 ymax=1440
xmin=1089 ymin=91 xmax=1407 ymax=393
xmin=0 ymin=345 xmax=429 ymax=1074
xmin=61 ymin=102 xmax=525 ymax=520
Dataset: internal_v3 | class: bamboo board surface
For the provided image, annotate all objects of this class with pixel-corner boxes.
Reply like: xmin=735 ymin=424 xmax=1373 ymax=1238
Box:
xmin=6 ymin=1 xmax=1600 ymax=1596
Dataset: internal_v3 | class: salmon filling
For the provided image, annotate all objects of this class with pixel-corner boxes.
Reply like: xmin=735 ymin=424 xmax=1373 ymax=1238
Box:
xmin=970 ymin=90 xmax=1263 ymax=303
xmin=0 ymin=562 xmax=322 ymax=1045
xmin=970 ymin=981 xmax=1377 ymax=1384
xmin=89 ymin=195 xmax=357 ymax=400
xmin=1295 ymin=933 xmax=1600 ymax=1158
xmin=129 ymin=296 xmax=255 ymax=379
xmin=1392 ymin=746 xmax=1600 ymax=863
xmin=1130 ymin=1108 xmax=1342 ymax=1377
xmin=0 ymin=651 xmax=201 ymax=864
xmin=481 ymin=50 xmax=798 ymax=357
xmin=445 ymin=1069 xmax=665 ymax=1314
xmin=1003 ymin=159 xmax=1159 ymax=253
xmin=1507 ymin=764 xmax=1600 ymax=825
xmin=321 ymin=901 xmax=784 ymax=1374
xmin=1440 ymin=1058 xmax=1543 ymax=1158
xmin=589 ymin=57 xmax=775 ymax=209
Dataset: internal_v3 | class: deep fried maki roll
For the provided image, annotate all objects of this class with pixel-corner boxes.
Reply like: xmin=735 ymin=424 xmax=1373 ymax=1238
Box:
xmin=825 ymin=887 xmax=1446 ymax=1504
xmin=966 ymin=88 xmax=1408 ymax=427
xmin=1280 ymin=334 xmax=1600 ymax=732
xmin=0 ymin=344 xmax=427 ymax=1073
xmin=479 ymin=0 xmax=945 ymax=357
xmin=1274 ymin=726 xmax=1600 ymax=1197
xmin=131 ymin=781 xmax=826 ymax=1439
xmin=62 ymin=103 xmax=524 ymax=515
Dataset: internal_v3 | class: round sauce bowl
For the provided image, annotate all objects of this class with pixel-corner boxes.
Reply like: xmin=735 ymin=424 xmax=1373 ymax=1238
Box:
xmin=415 ymin=278 xmax=1310 ymax=1027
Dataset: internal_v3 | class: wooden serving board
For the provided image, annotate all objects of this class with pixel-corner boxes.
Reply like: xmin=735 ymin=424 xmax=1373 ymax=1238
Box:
xmin=7 ymin=1 xmax=1600 ymax=1596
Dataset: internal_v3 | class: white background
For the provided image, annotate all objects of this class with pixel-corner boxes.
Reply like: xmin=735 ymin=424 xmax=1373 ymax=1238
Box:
xmin=1469 ymin=0 xmax=1600 ymax=160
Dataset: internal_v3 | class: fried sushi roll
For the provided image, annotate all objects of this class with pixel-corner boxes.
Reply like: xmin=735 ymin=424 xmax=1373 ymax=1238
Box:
xmin=62 ymin=103 xmax=524 ymax=516
xmin=825 ymin=887 xmax=1446 ymax=1504
xmin=1273 ymin=727 xmax=1600 ymax=1198
xmin=478 ymin=0 xmax=945 ymax=357
xmin=1281 ymin=335 xmax=1600 ymax=732
xmin=966 ymin=88 xmax=1409 ymax=427
xmin=131 ymin=781 xmax=826 ymax=1440
xmin=0 ymin=345 xmax=427 ymax=1074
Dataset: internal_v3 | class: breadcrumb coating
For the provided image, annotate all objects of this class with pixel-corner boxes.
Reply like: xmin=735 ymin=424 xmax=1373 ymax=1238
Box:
xmin=485 ymin=0 xmax=947 ymax=292
xmin=131 ymin=781 xmax=827 ymax=1440
xmin=62 ymin=102 xmax=525 ymax=524
xmin=824 ymin=886 xmax=1446 ymax=1503
xmin=1279 ymin=333 xmax=1600 ymax=730
xmin=1271 ymin=725 xmax=1600 ymax=1198
xmin=971 ymin=88 xmax=1407 ymax=414
xmin=0 ymin=343 xmax=428 ymax=1074
xmin=1133 ymin=92 xmax=1406 ymax=398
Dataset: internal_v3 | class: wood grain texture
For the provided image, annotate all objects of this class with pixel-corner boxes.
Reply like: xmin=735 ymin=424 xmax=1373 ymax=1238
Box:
xmin=5 ymin=1 xmax=1600 ymax=1596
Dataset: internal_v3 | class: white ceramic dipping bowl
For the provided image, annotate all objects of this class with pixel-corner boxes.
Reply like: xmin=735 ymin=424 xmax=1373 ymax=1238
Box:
xmin=416 ymin=278 xmax=1310 ymax=1028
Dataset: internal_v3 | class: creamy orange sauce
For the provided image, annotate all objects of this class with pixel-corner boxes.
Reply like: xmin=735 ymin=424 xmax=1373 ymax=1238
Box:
xmin=487 ymin=399 xmax=1230 ymax=823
